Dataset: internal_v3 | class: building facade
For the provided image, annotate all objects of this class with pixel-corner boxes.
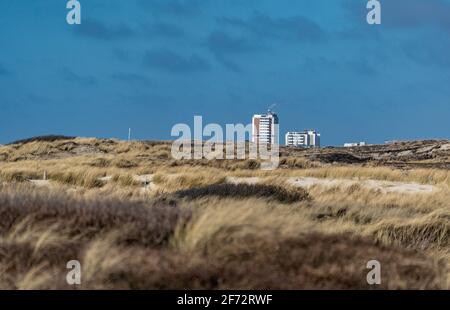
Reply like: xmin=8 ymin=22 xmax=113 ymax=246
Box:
xmin=344 ymin=142 xmax=366 ymax=147
xmin=252 ymin=111 xmax=279 ymax=145
xmin=285 ymin=130 xmax=321 ymax=148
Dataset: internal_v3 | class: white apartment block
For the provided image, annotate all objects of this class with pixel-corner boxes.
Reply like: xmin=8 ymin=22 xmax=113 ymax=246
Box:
xmin=344 ymin=142 xmax=367 ymax=147
xmin=252 ymin=111 xmax=279 ymax=145
xmin=285 ymin=130 xmax=321 ymax=148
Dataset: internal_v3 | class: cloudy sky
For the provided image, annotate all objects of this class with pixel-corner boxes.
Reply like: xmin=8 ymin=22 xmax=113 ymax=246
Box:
xmin=0 ymin=0 xmax=449 ymax=145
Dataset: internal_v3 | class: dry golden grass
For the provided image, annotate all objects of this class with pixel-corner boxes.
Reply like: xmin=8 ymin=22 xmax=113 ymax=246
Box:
xmin=1 ymin=138 xmax=449 ymax=188
xmin=0 ymin=185 xmax=447 ymax=289
xmin=152 ymin=171 xmax=227 ymax=193
xmin=0 ymin=137 xmax=449 ymax=289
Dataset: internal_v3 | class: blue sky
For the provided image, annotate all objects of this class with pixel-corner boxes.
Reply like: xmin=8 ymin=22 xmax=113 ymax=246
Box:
xmin=0 ymin=0 xmax=449 ymax=145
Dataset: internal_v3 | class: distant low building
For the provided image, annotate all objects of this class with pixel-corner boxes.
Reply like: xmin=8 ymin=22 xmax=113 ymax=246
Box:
xmin=344 ymin=142 xmax=367 ymax=147
xmin=285 ymin=130 xmax=321 ymax=148
xmin=385 ymin=140 xmax=401 ymax=145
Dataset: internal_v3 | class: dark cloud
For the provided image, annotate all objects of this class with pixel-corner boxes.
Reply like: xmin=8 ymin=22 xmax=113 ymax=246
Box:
xmin=143 ymin=49 xmax=210 ymax=73
xmin=384 ymin=0 xmax=450 ymax=30
xmin=137 ymin=0 xmax=206 ymax=16
xmin=115 ymin=91 xmax=172 ymax=107
xmin=207 ymin=31 xmax=256 ymax=54
xmin=303 ymin=57 xmax=377 ymax=76
xmin=113 ymin=49 xmax=136 ymax=62
xmin=336 ymin=27 xmax=382 ymax=42
xmin=303 ymin=57 xmax=339 ymax=73
xmin=213 ymin=56 xmax=242 ymax=73
xmin=209 ymin=13 xmax=325 ymax=72
xmin=206 ymin=30 xmax=258 ymax=72
xmin=73 ymin=19 xmax=134 ymax=40
xmin=61 ymin=67 xmax=97 ymax=86
xmin=26 ymin=93 xmax=55 ymax=106
xmin=342 ymin=0 xmax=450 ymax=68
xmin=346 ymin=59 xmax=378 ymax=76
xmin=141 ymin=22 xmax=186 ymax=39
xmin=111 ymin=72 xmax=153 ymax=85
xmin=218 ymin=14 xmax=326 ymax=43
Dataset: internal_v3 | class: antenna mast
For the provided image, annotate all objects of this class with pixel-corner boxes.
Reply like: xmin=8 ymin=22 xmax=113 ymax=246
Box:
xmin=268 ymin=103 xmax=277 ymax=113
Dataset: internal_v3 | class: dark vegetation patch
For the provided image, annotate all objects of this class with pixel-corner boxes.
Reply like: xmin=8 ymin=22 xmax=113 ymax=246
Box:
xmin=0 ymin=185 xmax=189 ymax=248
xmin=310 ymin=152 xmax=369 ymax=164
xmin=314 ymin=207 xmax=348 ymax=221
xmin=174 ymin=183 xmax=310 ymax=203
xmin=8 ymin=135 xmax=75 ymax=145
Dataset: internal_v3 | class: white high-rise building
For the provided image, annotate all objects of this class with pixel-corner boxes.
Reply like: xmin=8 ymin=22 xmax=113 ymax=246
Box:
xmin=285 ymin=130 xmax=321 ymax=148
xmin=252 ymin=111 xmax=279 ymax=145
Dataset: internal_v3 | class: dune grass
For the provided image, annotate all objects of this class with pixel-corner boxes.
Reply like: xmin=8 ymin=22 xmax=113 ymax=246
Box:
xmin=0 ymin=184 xmax=447 ymax=289
xmin=174 ymin=183 xmax=310 ymax=203
xmin=0 ymin=138 xmax=449 ymax=289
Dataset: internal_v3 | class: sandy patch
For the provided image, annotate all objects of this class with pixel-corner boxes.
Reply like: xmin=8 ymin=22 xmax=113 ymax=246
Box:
xmin=29 ymin=179 xmax=51 ymax=187
xmin=227 ymin=176 xmax=260 ymax=185
xmin=227 ymin=176 xmax=436 ymax=194
xmin=289 ymin=177 xmax=435 ymax=194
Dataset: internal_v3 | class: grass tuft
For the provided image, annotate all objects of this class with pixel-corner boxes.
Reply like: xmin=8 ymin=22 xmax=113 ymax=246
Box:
xmin=174 ymin=183 xmax=310 ymax=204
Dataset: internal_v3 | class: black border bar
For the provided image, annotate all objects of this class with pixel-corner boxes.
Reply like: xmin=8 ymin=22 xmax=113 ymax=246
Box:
xmin=0 ymin=290 xmax=449 ymax=308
